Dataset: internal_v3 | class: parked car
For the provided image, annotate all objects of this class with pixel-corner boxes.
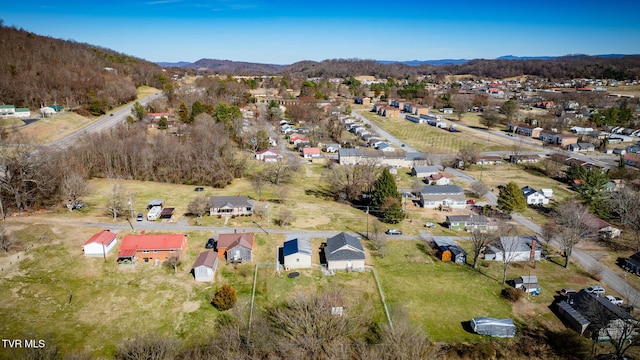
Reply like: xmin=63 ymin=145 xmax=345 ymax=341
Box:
xmin=466 ymin=199 xmax=476 ymax=205
xmin=194 ymin=187 xmax=205 ymax=192
xmin=136 ymin=212 xmax=143 ymax=221
xmin=585 ymin=286 xmax=605 ymax=295
xmin=559 ymin=288 xmax=577 ymax=298
xmin=205 ymin=238 xmax=215 ymax=249
xmin=385 ymin=229 xmax=402 ymax=235
xmin=424 ymin=222 xmax=435 ymax=228
xmin=605 ymin=295 xmax=623 ymax=305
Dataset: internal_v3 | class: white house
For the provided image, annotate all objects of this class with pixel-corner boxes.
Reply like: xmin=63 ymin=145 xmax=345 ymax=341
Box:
xmin=191 ymin=251 xmax=218 ymax=282
xmin=82 ymin=230 xmax=118 ymax=257
xmin=255 ymin=148 xmax=281 ymax=162
xmin=485 ymin=236 xmax=543 ymax=262
xmin=419 ymin=185 xmax=467 ymax=209
xmin=281 ymin=237 xmax=312 ymax=270
xmin=521 ymin=186 xmax=549 ymax=205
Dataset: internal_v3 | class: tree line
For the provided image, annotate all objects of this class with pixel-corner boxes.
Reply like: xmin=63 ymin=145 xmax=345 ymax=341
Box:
xmin=0 ymin=22 xmax=167 ymax=113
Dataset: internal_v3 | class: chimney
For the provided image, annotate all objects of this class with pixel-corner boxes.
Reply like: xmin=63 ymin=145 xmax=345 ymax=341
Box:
xmin=529 ymin=237 xmax=537 ymax=262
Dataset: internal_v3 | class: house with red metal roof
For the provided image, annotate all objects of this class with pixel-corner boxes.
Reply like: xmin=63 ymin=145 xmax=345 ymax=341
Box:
xmin=117 ymin=233 xmax=188 ymax=265
xmin=83 ymin=230 xmax=118 ymax=257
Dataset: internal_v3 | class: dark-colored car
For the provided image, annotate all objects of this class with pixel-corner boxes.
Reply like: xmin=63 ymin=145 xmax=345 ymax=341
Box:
xmin=194 ymin=187 xmax=205 ymax=192
xmin=136 ymin=212 xmax=143 ymax=221
xmin=205 ymin=238 xmax=215 ymax=249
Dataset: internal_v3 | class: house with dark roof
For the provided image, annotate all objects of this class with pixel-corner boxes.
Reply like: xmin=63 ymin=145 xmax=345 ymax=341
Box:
xmin=83 ymin=230 xmax=118 ymax=257
xmin=521 ymin=186 xmax=549 ymax=205
xmin=191 ymin=251 xmax=218 ymax=282
xmin=208 ymin=196 xmax=254 ymax=217
xmin=445 ymin=215 xmax=495 ymax=232
xmin=411 ymin=165 xmax=440 ymax=178
xmin=324 ymin=232 xmax=366 ymax=271
xmin=557 ymin=289 xmax=637 ymax=341
xmin=281 ymin=237 xmax=312 ymax=270
xmin=418 ymin=185 xmax=466 ymax=209
xmin=624 ymin=252 xmax=640 ymax=274
xmin=216 ymin=232 xmax=254 ymax=263
xmin=117 ymin=233 xmax=188 ymax=265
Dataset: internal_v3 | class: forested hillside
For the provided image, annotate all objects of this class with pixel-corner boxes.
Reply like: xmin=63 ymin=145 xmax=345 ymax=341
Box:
xmin=0 ymin=22 xmax=166 ymax=114
xmin=189 ymin=56 xmax=640 ymax=81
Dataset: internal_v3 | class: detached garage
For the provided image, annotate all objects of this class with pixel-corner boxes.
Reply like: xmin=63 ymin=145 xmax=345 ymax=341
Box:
xmin=83 ymin=230 xmax=117 ymax=257
xmin=191 ymin=251 xmax=218 ymax=282
xmin=471 ymin=317 xmax=516 ymax=338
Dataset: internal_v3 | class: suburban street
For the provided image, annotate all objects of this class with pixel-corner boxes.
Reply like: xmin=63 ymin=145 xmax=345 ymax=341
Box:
xmin=350 ymin=109 xmax=639 ymax=304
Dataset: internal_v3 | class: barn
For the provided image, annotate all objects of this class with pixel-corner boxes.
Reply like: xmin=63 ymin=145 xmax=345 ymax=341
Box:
xmin=191 ymin=251 xmax=218 ymax=282
xmin=83 ymin=230 xmax=118 ymax=257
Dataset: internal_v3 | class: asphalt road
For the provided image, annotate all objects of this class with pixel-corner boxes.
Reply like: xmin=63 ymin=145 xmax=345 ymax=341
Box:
xmin=49 ymin=92 xmax=164 ymax=149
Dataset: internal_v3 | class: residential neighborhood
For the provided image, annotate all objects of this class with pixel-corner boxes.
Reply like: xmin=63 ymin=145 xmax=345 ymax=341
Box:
xmin=2 ymin=21 xmax=640 ymax=358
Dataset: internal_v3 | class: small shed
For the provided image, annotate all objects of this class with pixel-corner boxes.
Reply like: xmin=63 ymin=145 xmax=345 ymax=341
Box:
xmin=191 ymin=251 xmax=218 ymax=282
xmin=511 ymin=275 xmax=540 ymax=294
xmin=160 ymin=207 xmax=175 ymax=219
xmin=471 ymin=317 xmax=516 ymax=338
xmin=432 ymin=236 xmax=467 ymax=264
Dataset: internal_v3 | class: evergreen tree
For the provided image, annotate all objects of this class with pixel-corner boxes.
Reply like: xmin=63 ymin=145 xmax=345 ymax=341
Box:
xmin=576 ymin=169 xmax=609 ymax=218
xmin=371 ymin=169 xmax=404 ymax=223
xmin=497 ymin=182 xmax=526 ymax=215
xmin=178 ymin=101 xmax=190 ymax=123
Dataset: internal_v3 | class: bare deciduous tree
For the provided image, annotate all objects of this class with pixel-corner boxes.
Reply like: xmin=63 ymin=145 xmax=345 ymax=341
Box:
xmin=106 ymin=180 xmax=127 ymax=220
xmin=609 ymin=187 xmax=640 ymax=250
xmin=456 ymin=144 xmax=479 ymax=169
xmin=494 ymin=223 xmax=521 ymax=284
xmin=276 ymin=207 xmax=295 ymax=227
xmin=188 ymin=195 xmax=209 ymax=225
xmin=163 ymin=254 xmax=181 ymax=274
xmin=368 ymin=220 xmax=387 ymax=257
xmin=545 ymin=198 xmax=596 ymax=268
xmin=61 ymin=172 xmax=87 ymax=211
xmin=0 ymin=225 xmax=18 ymax=253
xmin=471 ymin=182 xmax=489 ymax=198
xmin=114 ymin=335 xmax=179 ymax=360
xmin=325 ymin=161 xmax=381 ymax=203
xmin=469 ymin=229 xmax=494 ymax=269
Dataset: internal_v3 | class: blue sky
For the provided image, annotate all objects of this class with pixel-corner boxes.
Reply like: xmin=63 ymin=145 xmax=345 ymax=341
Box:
xmin=3 ymin=0 xmax=640 ymax=64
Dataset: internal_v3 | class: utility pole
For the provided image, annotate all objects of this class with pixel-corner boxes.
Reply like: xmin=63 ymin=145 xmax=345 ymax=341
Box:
xmin=366 ymin=206 xmax=369 ymax=239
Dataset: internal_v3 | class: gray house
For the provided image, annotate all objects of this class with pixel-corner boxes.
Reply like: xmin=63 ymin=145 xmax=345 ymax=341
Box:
xmin=208 ymin=196 xmax=254 ymax=217
xmin=191 ymin=251 xmax=218 ymax=282
xmin=419 ymin=185 xmax=467 ymax=209
xmin=324 ymin=232 xmax=366 ymax=271
xmin=557 ymin=289 xmax=637 ymax=341
xmin=411 ymin=165 xmax=440 ymax=178
xmin=217 ymin=232 xmax=254 ymax=263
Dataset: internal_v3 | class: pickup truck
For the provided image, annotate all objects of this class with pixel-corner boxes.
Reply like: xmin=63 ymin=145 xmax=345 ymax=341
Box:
xmin=605 ymin=295 xmax=623 ymax=305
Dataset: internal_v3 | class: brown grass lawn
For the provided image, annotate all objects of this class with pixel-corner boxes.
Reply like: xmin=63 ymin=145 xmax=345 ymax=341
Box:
xmin=353 ymin=107 xmax=539 ymax=154
xmin=13 ymin=86 xmax=160 ymax=144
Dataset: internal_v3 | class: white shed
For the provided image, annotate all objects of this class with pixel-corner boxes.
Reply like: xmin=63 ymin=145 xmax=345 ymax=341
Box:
xmin=83 ymin=230 xmax=118 ymax=257
xmin=191 ymin=251 xmax=218 ymax=282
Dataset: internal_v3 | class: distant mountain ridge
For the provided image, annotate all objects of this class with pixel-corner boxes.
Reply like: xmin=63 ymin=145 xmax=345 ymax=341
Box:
xmin=160 ymin=54 xmax=638 ymax=70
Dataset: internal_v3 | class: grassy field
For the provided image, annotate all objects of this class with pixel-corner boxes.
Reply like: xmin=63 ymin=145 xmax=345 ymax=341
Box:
xmin=13 ymin=86 xmax=160 ymax=144
xmin=353 ymin=106 xmax=539 ymax=154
